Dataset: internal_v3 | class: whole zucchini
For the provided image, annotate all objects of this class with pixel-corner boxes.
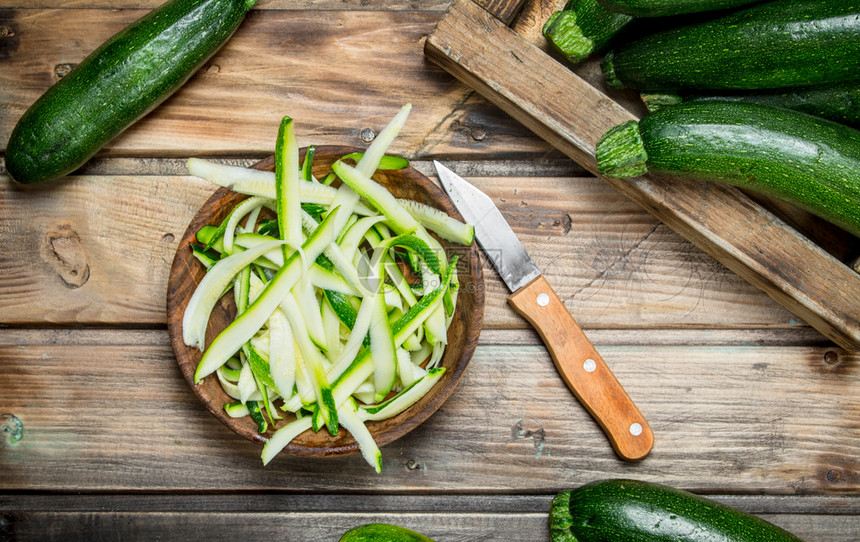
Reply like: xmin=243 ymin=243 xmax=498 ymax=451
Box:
xmin=543 ymin=0 xmax=634 ymax=65
xmin=601 ymin=0 xmax=860 ymax=92
xmin=550 ymin=479 xmax=804 ymax=542
xmin=595 ymin=101 xmax=860 ymax=238
xmin=4 ymin=0 xmax=257 ymax=184
xmin=595 ymin=0 xmax=761 ymax=17
xmin=339 ymin=523 xmax=436 ymax=542
xmin=641 ymin=82 xmax=860 ymax=129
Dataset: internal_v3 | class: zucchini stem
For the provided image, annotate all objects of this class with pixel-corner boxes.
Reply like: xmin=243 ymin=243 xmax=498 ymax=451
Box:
xmin=595 ymin=120 xmax=649 ymax=178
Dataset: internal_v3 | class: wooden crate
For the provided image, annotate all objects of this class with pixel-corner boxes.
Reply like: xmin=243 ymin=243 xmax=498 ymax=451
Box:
xmin=425 ymin=0 xmax=860 ymax=351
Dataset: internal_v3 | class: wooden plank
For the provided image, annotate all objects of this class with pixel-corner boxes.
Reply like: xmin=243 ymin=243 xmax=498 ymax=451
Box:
xmin=1 ymin=510 xmax=855 ymax=542
xmin=0 ymin=8 xmax=551 ymax=159
xmin=6 ymin=493 xmax=857 ymax=514
xmin=1 ymin=341 xmax=856 ymax=492
xmin=0 ymin=172 xmax=797 ymax=327
xmin=424 ymin=0 xmax=860 ymax=351
xmin=33 ymin=156 xmax=589 ymax=178
xmin=0 ymin=326 xmax=836 ymax=349
xmin=3 ymin=493 xmax=857 ymax=542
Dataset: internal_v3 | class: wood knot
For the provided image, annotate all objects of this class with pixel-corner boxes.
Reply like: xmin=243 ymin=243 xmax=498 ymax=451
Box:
xmin=512 ymin=419 xmax=548 ymax=459
xmin=42 ymin=224 xmax=90 ymax=288
xmin=826 ymin=469 xmax=842 ymax=484
xmin=54 ymin=63 xmax=76 ymax=79
xmin=0 ymin=24 xmax=19 ymax=60
xmin=453 ymin=119 xmax=488 ymax=142
xmin=511 ymin=419 xmax=545 ymax=445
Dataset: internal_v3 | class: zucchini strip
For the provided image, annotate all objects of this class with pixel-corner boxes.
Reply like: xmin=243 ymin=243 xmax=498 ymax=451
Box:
xmin=267 ymin=308 xmax=296 ymax=401
xmin=361 ymin=368 xmax=445 ymax=421
xmin=292 ymin=279 xmax=328 ymax=352
xmin=223 ymin=197 xmax=273 ymax=254
xmin=338 ymin=398 xmax=382 ymax=473
xmin=321 ymin=294 xmax=345 ymax=364
xmin=397 ymin=198 xmax=474 ymax=246
xmin=330 ymin=292 xmax=379 ymax=380
xmin=365 ymin=228 xmax=417 ymax=307
xmin=327 ymin=262 xmax=456 ymax=407
xmin=183 ymin=239 xmax=288 ymax=351
xmin=186 ymin=158 xmax=374 ymax=215
xmin=224 ymin=401 xmax=250 ymax=418
xmin=301 ymin=145 xmax=315 ymax=182
xmin=217 ymin=365 xmax=262 ymax=402
xmin=355 ymin=103 xmax=412 ymax=177
xmin=237 ymin=361 xmax=257 ymax=403
xmin=368 ymin=291 xmax=397 ymax=401
xmin=331 ymin=159 xmax=419 ymax=234
xmin=194 ymin=208 xmax=340 ymax=382
xmin=261 ymin=415 xmax=314 ymax=466
xmin=280 ymin=292 xmax=338 ymax=435
xmin=301 ymin=211 xmax=367 ymax=295
xmin=275 ymin=116 xmax=303 ymax=261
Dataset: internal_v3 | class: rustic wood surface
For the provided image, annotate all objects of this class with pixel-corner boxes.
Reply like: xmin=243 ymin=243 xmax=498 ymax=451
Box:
xmin=425 ymin=0 xmax=860 ymax=351
xmin=1 ymin=0 xmax=858 ymax=540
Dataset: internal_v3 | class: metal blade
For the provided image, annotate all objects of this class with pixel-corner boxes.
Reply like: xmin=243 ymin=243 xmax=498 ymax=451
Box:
xmin=434 ymin=161 xmax=540 ymax=293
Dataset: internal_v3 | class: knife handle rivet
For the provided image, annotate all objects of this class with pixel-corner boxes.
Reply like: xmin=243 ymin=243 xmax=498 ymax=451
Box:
xmin=629 ymin=423 xmax=643 ymax=436
xmin=583 ymin=358 xmax=597 ymax=373
xmin=536 ymin=293 xmax=550 ymax=307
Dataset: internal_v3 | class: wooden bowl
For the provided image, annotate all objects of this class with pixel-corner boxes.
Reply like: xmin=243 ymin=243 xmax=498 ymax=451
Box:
xmin=166 ymin=146 xmax=484 ymax=457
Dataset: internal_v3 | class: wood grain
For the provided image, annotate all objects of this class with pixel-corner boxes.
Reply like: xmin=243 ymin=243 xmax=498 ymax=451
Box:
xmin=425 ymin=0 xmax=860 ymax=350
xmin=0 ymin=0 xmax=857 ymax=534
xmin=9 ymin=492 xmax=856 ymax=514
xmin=508 ymin=275 xmax=653 ymax=461
xmin=474 ymin=0 xmax=527 ymax=24
xmin=3 ymin=509 xmax=856 ymax=542
xmin=1 ymin=338 xmax=856 ymax=493
xmin=0 ymin=171 xmax=797 ymax=327
xmin=0 ymin=8 xmax=550 ymax=159
xmin=165 ymin=147 xmax=484 ymax=456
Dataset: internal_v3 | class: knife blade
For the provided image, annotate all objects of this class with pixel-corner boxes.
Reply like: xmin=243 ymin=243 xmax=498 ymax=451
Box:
xmin=434 ymin=161 xmax=653 ymax=461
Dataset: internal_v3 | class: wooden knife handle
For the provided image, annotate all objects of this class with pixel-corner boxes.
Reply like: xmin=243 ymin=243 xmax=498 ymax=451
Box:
xmin=508 ymin=275 xmax=654 ymax=461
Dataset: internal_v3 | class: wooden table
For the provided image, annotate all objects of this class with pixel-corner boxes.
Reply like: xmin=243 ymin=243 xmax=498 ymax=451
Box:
xmin=1 ymin=0 xmax=858 ymax=540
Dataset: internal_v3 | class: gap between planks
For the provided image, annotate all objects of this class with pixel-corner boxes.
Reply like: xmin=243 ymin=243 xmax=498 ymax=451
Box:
xmin=2 ymin=492 xmax=858 ymax=514
xmin=0 ymin=326 xmax=834 ymax=348
xmin=0 ymin=491 xmax=860 ymax=516
xmin=0 ymin=156 xmax=588 ymax=178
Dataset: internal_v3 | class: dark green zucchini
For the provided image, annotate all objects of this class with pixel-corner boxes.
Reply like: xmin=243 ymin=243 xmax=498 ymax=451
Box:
xmin=595 ymin=0 xmax=761 ymax=17
xmin=339 ymin=523 xmax=435 ymax=542
xmin=4 ymin=0 xmax=256 ymax=184
xmin=550 ymin=479 xmax=804 ymax=542
xmin=641 ymin=82 xmax=860 ymax=129
xmin=601 ymin=0 xmax=860 ymax=92
xmin=595 ymin=101 xmax=860 ymax=238
xmin=543 ymin=0 xmax=634 ymax=64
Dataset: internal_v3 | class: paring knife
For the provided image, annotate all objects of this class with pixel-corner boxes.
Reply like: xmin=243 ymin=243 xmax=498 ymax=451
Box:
xmin=434 ymin=161 xmax=654 ymax=461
